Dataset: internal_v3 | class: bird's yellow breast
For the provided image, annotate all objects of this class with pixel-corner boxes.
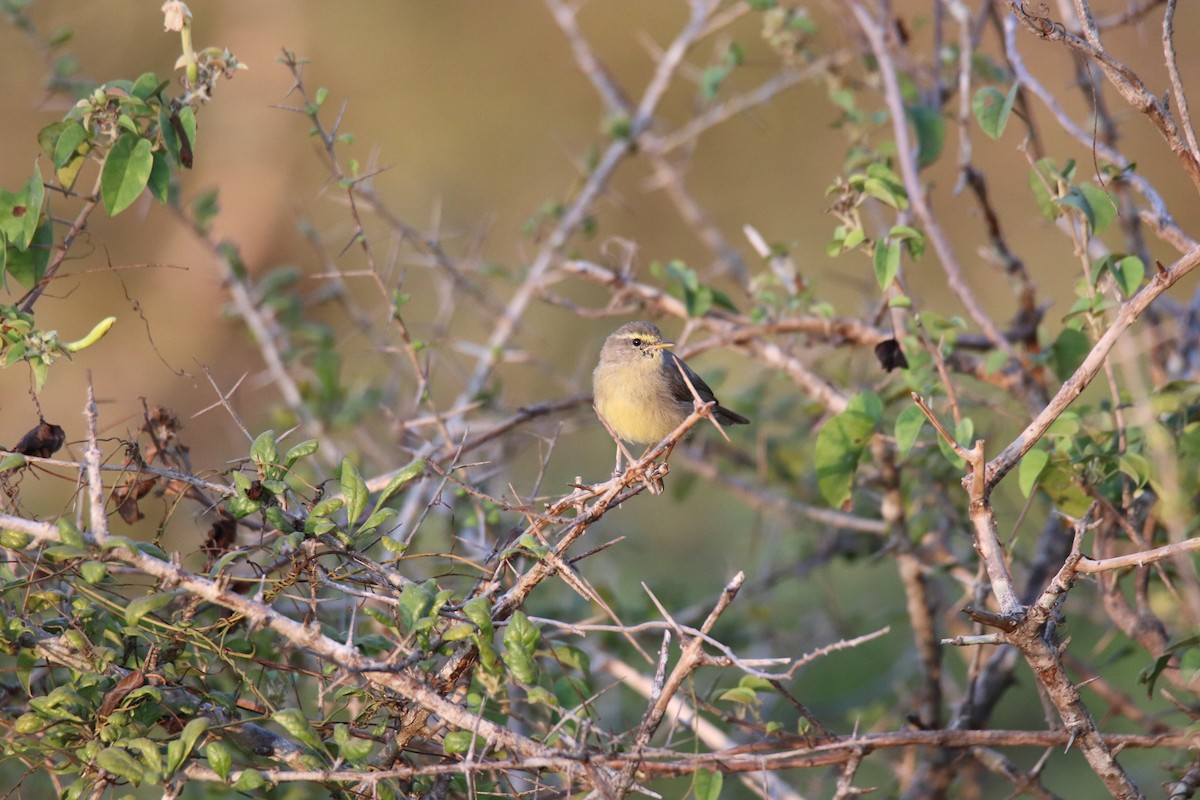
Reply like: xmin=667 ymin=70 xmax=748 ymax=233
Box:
xmin=593 ymin=356 xmax=688 ymax=444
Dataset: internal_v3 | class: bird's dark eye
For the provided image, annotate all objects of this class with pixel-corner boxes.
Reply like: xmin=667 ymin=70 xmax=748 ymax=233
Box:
xmin=631 ymin=338 xmax=642 ymax=347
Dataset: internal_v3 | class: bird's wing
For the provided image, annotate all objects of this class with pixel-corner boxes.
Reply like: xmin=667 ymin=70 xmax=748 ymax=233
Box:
xmin=664 ymin=351 xmax=719 ymax=405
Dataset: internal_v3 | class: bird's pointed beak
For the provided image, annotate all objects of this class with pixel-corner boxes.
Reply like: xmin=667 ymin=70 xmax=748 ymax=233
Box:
xmin=650 ymin=341 xmax=674 ymax=350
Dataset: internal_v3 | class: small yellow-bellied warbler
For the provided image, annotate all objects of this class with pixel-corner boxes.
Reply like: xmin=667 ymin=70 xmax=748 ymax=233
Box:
xmin=592 ymin=321 xmax=749 ymax=448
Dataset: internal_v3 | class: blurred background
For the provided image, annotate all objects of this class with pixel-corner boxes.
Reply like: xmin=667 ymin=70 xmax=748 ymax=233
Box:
xmin=2 ymin=2 xmax=1198 ymax=794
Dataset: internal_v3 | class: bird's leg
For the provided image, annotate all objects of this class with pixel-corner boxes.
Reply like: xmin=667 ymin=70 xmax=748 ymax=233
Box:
xmin=594 ymin=405 xmax=637 ymax=478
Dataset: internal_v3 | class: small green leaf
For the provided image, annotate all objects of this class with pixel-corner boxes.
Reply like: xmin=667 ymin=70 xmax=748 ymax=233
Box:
xmin=80 ymin=560 xmax=108 ymax=584
xmin=1027 ymin=159 xmax=1059 ymax=221
xmin=165 ymin=718 xmax=210 ymax=775
xmin=694 ymin=768 xmax=724 ymax=800
xmin=272 ymin=708 xmax=324 ymax=752
xmin=1079 ymin=183 xmax=1116 ymax=234
xmin=862 ymin=176 xmax=908 ymax=210
xmin=341 ymin=458 xmax=368 ymax=525
xmin=1118 ymin=453 xmax=1151 ymax=487
xmin=443 ymin=730 xmax=484 ymax=755
xmin=4 ymin=216 xmax=53 ymax=289
xmin=1111 ymin=255 xmax=1144 ymax=298
xmin=1056 ymin=186 xmax=1095 ymax=232
xmin=972 ymin=83 xmax=1018 ymax=140
xmin=333 ymin=723 xmax=373 ymax=764
xmin=717 ymin=686 xmax=759 ymax=705
xmin=53 ymin=122 xmax=89 ymax=170
xmin=58 ymin=519 xmax=85 ymax=548
xmin=1049 ymin=327 xmax=1090 ymax=381
xmin=462 ymin=596 xmax=494 ymax=636
xmin=283 ymin=439 xmax=319 ymax=468
xmin=502 ymin=611 xmax=541 ymax=684
xmin=131 ymin=70 xmax=163 ymax=100
xmin=0 ymin=453 xmax=27 ymax=472
xmin=873 ymin=238 xmax=901 ymax=290
xmin=907 ymin=104 xmax=945 ymax=167
xmin=94 ymin=746 xmax=145 ymax=784
xmin=250 ymin=430 xmax=278 ymax=470
xmin=815 ymin=400 xmax=877 ymax=507
xmin=397 ymin=580 xmax=435 ymax=635
xmin=161 ymin=107 xmax=197 ymax=168
xmin=147 ymin=150 xmax=170 ymax=204
xmin=125 ymin=592 xmax=174 ymax=626
xmin=374 ymin=459 xmax=425 ymax=507
xmin=0 ymin=163 xmax=44 ymax=251
xmin=233 ymin=769 xmax=265 ymax=790
xmin=847 ymin=390 xmax=883 ymax=423
xmin=894 ymin=404 xmax=927 ymax=457
xmin=1018 ymin=447 xmax=1049 ymax=497
xmin=101 ymin=134 xmax=154 ymax=216
xmin=205 ymin=739 xmax=232 ymax=780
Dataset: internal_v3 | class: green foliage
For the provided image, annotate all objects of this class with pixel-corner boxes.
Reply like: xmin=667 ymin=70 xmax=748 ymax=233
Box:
xmin=652 ymin=260 xmax=739 ymax=318
xmin=815 ymin=391 xmax=881 ymax=507
xmin=906 ymin=104 xmax=945 ymax=167
xmin=972 ymin=83 xmax=1019 ymax=140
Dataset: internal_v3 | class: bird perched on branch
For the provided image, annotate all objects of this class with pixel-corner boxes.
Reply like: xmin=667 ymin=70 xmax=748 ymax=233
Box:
xmin=592 ymin=321 xmax=749 ymax=470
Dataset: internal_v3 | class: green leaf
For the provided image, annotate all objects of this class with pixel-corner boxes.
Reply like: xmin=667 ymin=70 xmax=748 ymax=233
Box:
xmin=815 ymin=400 xmax=878 ymax=507
xmin=1079 ymin=183 xmax=1116 ymax=234
xmin=906 ymin=104 xmax=944 ymax=167
xmin=4 ymin=216 xmax=53 ymax=289
xmin=972 ymin=82 xmax=1018 ymax=140
xmin=862 ymin=176 xmax=908 ymax=210
xmin=443 ymin=730 xmax=484 ymax=755
xmin=1049 ymin=327 xmax=1090 ymax=380
xmin=272 ymin=708 xmax=324 ymax=752
xmin=283 ymin=439 xmax=320 ymax=468
xmin=94 ymin=746 xmax=146 ymax=784
xmin=717 ymin=686 xmax=758 ymax=705
xmin=1111 ymin=255 xmax=1144 ymax=298
xmin=131 ymin=71 xmax=162 ymax=101
xmin=53 ymin=122 xmax=89 ymax=170
xmin=80 ymin=560 xmax=108 ymax=584
xmin=1018 ymin=447 xmax=1049 ymax=497
xmin=204 ymin=739 xmax=232 ymax=780
xmin=502 ymin=611 xmax=541 ymax=684
xmin=1055 ymin=186 xmax=1094 ymax=232
xmin=0 ymin=164 xmax=44 ymax=251
xmin=0 ymin=453 xmax=27 ymax=472
xmin=161 ymin=106 xmax=197 ymax=168
xmin=341 ymin=458 xmax=368 ymax=525
xmin=936 ymin=416 xmax=974 ymax=467
xmin=894 ymin=404 xmax=927 ymax=457
xmin=873 ymin=238 xmax=901 ymax=290
xmin=147 ymin=150 xmax=170 ymax=204
xmin=1027 ymin=159 xmax=1059 ymax=221
xmin=164 ymin=718 xmax=210 ymax=775
xmin=847 ymin=390 xmax=883 ymax=423
xmin=250 ymin=429 xmax=279 ymax=470
xmin=58 ymin=518 xmax=86 ymax=548
xmin=694 ymin=768 xmax=724 ymax=800
xmin=233 ymin=769 xmax=265 ymax=790
xmin=462 ymin=596 xmax=494 ymax=636
xmin=101 ymin=134 xmax=153 ymax=216
xmin=374 ymin=459 xmax=425 ymax=507
xmin=124 ymin=592 xmax=174 ymax=626
xmin=1118 ymin=453 xmax=1151 ymax=487
xmin=333 ymin=723 xmax=373 ymax=764
xmin=397 ymin=580 xmax=435 ymax=635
